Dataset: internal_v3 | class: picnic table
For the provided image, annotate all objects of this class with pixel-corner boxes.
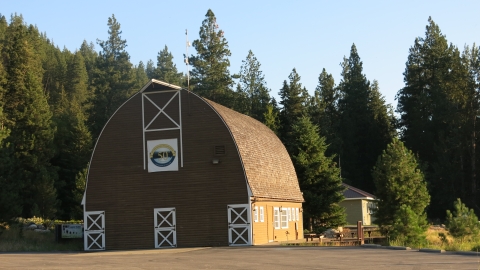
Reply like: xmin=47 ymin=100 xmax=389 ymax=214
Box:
xmin=304 ymin=233 xmax=317 ymax=241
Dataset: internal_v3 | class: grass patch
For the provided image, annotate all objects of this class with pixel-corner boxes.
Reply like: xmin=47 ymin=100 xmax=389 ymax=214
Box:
xmin=386 ymin=226 xmax=480 ymax=252
xmin=0 ymin=220 xmax=83 ymax=252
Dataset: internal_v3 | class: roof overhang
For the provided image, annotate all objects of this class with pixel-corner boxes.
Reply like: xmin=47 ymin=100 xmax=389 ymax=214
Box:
xmin=342 ymin=197 xmax=375 ymax=201
xmin=139 ymin=79 xmax=183 ymax=93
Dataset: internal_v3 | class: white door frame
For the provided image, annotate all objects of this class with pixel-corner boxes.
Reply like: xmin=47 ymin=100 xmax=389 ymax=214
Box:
xmin=84 ymin=211 xmax=105 ymax=251
xmin=227 ymin=204 xmax=251 ymax=246
xmin=154 ymin=207 xmax=177 ymax=248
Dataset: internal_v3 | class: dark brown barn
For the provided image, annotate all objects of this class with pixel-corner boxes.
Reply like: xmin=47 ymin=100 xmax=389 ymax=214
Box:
xmin=82 ymin=79 xmax=304 ymax=250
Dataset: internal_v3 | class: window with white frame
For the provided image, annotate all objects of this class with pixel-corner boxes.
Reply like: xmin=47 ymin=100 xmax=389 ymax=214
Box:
xmin=296 ymin=208 xmax=299 ymax=221
xmin=274 ymin=207 xmax=280 ymax=229
xmin=288 ymin=208 xmax=292 ymax=221
xmin=254 ymin=206 xmax=258 ymax=222
xmin=260 ymin=207 xmax=264 ymax=222
xmin=281 ymin=209 xmax=288 ymax=229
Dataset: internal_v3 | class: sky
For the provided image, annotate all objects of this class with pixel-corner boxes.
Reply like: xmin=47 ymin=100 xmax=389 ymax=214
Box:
xmin=3 ymin=1 xmax=480 ymax=108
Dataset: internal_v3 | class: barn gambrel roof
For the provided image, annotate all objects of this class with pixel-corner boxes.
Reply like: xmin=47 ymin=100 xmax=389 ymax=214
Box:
xmin=206 ymin=100 xmax=304 ymax=203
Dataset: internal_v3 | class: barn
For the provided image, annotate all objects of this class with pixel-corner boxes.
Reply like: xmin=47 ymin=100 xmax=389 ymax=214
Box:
xmin=82 ymin=79 xmax=304 ymax=250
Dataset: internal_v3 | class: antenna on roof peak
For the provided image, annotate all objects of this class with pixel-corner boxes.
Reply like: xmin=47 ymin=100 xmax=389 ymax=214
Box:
xmin=184 ymin=29 xmax=191 ymax=92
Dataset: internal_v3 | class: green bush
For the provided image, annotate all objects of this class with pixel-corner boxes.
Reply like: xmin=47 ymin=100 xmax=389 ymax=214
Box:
xmin=446 ymin=198 xmax=480 ymax=242
xmin=389 ymin=204 xmax=428 ymax=248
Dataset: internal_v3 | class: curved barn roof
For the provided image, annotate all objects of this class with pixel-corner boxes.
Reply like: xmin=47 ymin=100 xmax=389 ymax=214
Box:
xmin=206 ymin=100 xmax=304 ymax=202
xmin=84 ymin=79 xmax=303 ymax=204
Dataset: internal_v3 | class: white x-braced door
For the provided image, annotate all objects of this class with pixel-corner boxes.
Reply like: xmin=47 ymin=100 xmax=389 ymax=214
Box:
xmin=154 ymin=208 xmax=177 ymax=248
xmin=84 ymin=211 xmax=105 ymax=251
xmin=227 ymin=204 xmax=251 ymax=246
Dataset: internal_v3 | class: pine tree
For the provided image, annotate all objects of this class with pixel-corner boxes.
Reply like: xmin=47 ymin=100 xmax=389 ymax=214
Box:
xmin=88 ymin=14 xmax=135 ymax=140
xmin=0 ymin=15 xmax=58 ymax=219
xmin=446 ymin=198 xmax=480 ymax=242
xmin=397 ymin=17 xmax=478 ymax=218
xmin=278 ymin=68 xmax=309 ymax=153
xmin=310 ymin=68 xmax=341 ymax=157
xmin=190 ymin=9 xmax=233 ymax=106
xmin=337 ymin=44 xmax=394 ymax=193
xmin=291 ymin=116 xmax=345 ymax=232
xmin=41 ymin=38 xmax=68 ymax=108
xmin=389 ymin=204 xmax=428 ymax=247
xmin=79 ymin=40 xmax=97 ymax=88
xmin=372 ymin=138 xmax=430 ymax=235
xmin=263 ymin=102 xmax=280 ymax=135
xmin=0 ymin=15 xmax=9 ymax=145
xmin=155 ymin=45 xmax=182 ymax=85
xmin=134 ymin=61 xmax=149 ymax=89
xmin=236 ymin=50 xmax=271 ymax=121
xmin=65 ymin=51 xmax=90 ymax=105
xmin=146 ymin=59 xmax=156 ymax=80
xmin=51 ymin=50 xmax=92 ymax=219
xmin=462 ymin=45 xmax=480 ymax=215
xmin=0 ymin=15 xmax=14 ymax=222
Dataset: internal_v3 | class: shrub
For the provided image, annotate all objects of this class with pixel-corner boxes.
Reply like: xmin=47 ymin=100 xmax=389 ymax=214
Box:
xmin=446 ymin=198 xmax=480 ymax=242
xmin=389 ymin=204 xmax=428 ymax=248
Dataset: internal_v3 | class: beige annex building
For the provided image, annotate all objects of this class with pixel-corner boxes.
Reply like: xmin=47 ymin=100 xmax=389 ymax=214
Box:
xmin=339 ymin=183 xmax=376 ymax=225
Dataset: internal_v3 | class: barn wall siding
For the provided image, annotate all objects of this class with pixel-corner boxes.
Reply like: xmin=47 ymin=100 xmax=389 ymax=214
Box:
xmin=86 ymin=90 xmax=249 ymax=249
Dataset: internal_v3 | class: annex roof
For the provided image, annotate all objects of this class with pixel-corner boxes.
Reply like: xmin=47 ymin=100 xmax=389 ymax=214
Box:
xmin=342 ymin=183 xmax=375 ymax=200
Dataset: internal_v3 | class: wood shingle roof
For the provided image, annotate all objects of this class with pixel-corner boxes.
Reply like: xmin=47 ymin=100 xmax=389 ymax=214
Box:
xmin=206 ymin=100 xmax=304 ymax=202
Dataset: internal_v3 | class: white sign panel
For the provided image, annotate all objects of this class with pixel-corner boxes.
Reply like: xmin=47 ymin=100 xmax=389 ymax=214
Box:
xmin=62 ymin=224 xmax=83 ymax=238
xmin=147 ymin=139 xmax=178 ymax=172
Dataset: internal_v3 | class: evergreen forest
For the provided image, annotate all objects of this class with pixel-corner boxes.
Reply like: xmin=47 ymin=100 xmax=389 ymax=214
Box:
xmin=0 ymin=10 xmax=479 ymax=230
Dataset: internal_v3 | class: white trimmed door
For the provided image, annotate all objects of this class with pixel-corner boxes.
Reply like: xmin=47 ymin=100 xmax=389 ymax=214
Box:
xmin=154 ymin=208 xmax=177 ymax=248
xmin=227 ymin=204 xmax=251 ymax=246
xmin=84 ymin=211 xmax=105 ymax=251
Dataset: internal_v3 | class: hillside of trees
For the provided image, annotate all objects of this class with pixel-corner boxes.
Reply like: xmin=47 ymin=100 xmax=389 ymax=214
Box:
xmin=0 ymin=11 xmax=479 ymax=227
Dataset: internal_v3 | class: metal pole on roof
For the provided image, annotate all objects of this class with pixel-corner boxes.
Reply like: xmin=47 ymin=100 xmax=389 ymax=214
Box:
xmin=184 ymin=29 xmax=191 ymax=92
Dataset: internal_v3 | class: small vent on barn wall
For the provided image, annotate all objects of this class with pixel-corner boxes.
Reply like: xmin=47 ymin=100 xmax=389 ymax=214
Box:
xmin=214 ymin=145 xmax=226 ymax=156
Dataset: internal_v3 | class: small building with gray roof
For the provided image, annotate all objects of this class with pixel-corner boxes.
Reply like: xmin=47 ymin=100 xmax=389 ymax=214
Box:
xmin=339 ymin=183 xmax=376 ymax=225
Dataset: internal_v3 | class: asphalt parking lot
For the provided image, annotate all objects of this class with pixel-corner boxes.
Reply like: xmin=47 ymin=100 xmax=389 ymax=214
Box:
xmin=1 ymin=246 xmax=479 ymax=269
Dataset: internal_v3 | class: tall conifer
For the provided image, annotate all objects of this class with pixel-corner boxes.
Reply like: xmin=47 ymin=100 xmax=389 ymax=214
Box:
xmin=397 ymin=18 xmax=479 ymax=217
xmin=278 ymin=68 xmax=309 ymax=153
xmin=155 ymin=45 xmax=182 ymax=85
xmin=236 ymin=50 xmax=271 ymax=121
xmin=88 ymin=14 xmax=135 ymax=139
xmin=372 ymin=138 xmax=430 ymax=237
xmin=292 ymin=116 xmax=345 ymax=231
xmin=190 ymin=9 xmax=233 ymax=106
xmin=0 ymin=15 xmax=57 ymax=218
xmin=337 ymin=44 xmax=394 ymax=193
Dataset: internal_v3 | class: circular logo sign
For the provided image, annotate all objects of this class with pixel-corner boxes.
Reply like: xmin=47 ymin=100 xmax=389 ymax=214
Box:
xmin=149 ymin=144 xmax=176 ymax=167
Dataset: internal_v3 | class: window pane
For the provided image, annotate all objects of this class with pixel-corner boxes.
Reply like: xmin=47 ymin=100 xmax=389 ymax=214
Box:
xmin=281 ymin=209 xmax=288 ymax=228
xmin=254 ymin=206 xmax=258 ymax=222
xmin=260 ymin=207 xmax=264 ymax=222
xmin=274 ymin=208 xmax=280 ymax=229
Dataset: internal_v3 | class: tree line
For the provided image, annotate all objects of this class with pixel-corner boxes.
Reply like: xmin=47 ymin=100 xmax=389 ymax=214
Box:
xmin=0 ymin=11 xmax=479 ymax=233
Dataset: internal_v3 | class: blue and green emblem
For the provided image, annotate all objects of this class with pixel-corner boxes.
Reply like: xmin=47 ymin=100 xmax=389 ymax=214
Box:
xmin=149 ymin=144 xmax=176 ymax=167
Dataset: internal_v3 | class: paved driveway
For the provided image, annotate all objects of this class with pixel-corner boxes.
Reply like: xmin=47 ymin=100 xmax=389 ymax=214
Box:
xmin=1 ymin=246 xmax=479 ymax=269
